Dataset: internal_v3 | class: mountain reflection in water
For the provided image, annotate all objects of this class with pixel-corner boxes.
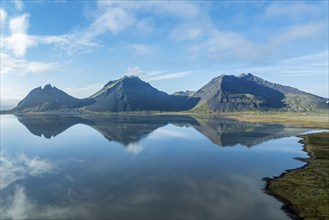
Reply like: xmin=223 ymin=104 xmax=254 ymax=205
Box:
xmin=1 ymin=114 xmax=309 ymax=219
xmin=16 ymin=114 xmax=306 ymax=147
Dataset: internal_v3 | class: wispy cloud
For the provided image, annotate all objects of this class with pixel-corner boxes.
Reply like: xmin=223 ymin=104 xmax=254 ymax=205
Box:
xmin=271 ymin=21 xmax=327 ymax=46
xmin=264 ymin=1 xmax=325 ymax=19
xmin=125 ymin=66 xmax=191 ymax=82
xmin=127 ymin=44 xmax=155 ymax=56
xmin=170 ymin=24 xmax=205 ymax=41
xmin=0 ymin=53 xmax=59 ymax=76
xmin=147 ymin=71 xmax=192 ymax=81
xmin=59 ymin=1 xmax=207 ymax=55
xmin=0 ymin=8 xmax=7 ymax=23
xmin=14 ymin=0 xmax=24 ymax=11
xmin=65 ymin=83 xmax=103 ymax=98
xmin=189 ymin=29 xmax=263 ymax=62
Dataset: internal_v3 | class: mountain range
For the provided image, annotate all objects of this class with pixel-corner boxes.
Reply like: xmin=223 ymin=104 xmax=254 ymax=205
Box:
xmin=8 ymin=73 xmax=328 ymax=113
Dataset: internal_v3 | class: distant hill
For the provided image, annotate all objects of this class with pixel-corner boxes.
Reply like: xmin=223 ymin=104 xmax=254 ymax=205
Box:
xmin=13 ymin=84 xmax=94 ymax=112
xmin=8 ymin=74 xmax=328 ymax=113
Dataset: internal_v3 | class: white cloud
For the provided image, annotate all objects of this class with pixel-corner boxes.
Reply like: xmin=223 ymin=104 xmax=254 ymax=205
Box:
xmin=146 ymin=1 xmax=203 ymax=20
xmin=127 ymin=44 xmax=155 ymax=56
xmin=0 ymin=53 xmax=59 ymax=76
xmin=0 ymin=8 xmax=7 ymax=23
xmin=190 ymin=30 xmax=263 ymax=62
xmin=265 ymin=2 xmax=323 ymax=18
xmin=124 ymin=66 xmax=191 ymax=81
xmin=2 ymin=14 xmax=35 ymax=57
xmin=59 ymin=1 xmax=207 ymax=55
xmin=271 ymin=22 xmax=327 ymax=46
xmin=146 ymin=71 xmax=192 ymax=81
xmin=1 ymin=13 xmax=70 ymax=57
xmin=170 ymin=24 xmax=205 ymax=41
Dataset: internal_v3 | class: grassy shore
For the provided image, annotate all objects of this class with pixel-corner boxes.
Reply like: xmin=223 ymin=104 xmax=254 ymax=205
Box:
xmin=265 ymin=132 xmax=329 ymax=220
xmin=3 ymin=110 xmax=328 ymax=129
xmin=227 ymin=112 xmax=329 ymax=129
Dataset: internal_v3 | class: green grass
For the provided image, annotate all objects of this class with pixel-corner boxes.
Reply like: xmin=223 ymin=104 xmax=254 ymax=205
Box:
xmin=228 ymin=112 xmax=329 ymax=129
xmin=267 ymin=132 xmax=329 ymax=220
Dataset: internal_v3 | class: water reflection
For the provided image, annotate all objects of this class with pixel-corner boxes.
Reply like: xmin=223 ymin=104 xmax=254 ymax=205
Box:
xmin=1 ymin=114 xmax=309 ymax=219
xmin=0 ymin=153 xmax=57 ymax=190
xmin=16 ymin=114 xmax=306 ymax=147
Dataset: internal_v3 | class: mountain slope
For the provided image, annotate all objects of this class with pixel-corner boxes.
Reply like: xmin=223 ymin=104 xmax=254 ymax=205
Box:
xmin=13 ymin=84 xmax=94 ymax=112
xmin=239 ymin=73 xmax=328 ymax=111
xmin=190 ymin=75 xmax=286 ymax=112
xmin=85 ymin=75 xmax=183 ymax=112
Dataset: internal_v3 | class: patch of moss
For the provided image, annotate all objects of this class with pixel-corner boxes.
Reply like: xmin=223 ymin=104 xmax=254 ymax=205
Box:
xmin=266 ymin=132 xmax=329 ymax=220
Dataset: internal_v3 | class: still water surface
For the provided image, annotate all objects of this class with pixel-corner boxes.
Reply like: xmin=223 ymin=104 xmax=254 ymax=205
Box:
xmin=0 ymin=114 xmax=310 ymax=219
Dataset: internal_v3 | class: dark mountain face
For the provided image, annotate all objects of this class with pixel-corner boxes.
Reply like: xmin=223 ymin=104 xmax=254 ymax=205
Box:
xmin=240 ymin=73 xmax=328 ymax=111
xmin=239 ymin=73 xmax=303 ymax=94
xmin=14 ymin=84 xmax=94 ymax=112
xmin=85 ymin=75 xmax=193 ymax=112
xmin=191 ymin=75 xmax=286 ymax=112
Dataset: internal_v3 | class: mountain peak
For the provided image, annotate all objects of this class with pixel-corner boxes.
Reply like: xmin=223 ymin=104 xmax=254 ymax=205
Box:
xmin=238 ymin=73 xmax=246 ymax=78
xmin=43 ymin=84 xmax=54 ymax=90
xmin=239 ymin=73 xmax=255 ymax=79
xmin=123 ymin=75 xmax=141 ymax=80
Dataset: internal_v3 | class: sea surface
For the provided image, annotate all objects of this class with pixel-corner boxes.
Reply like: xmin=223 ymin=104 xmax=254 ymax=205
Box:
xmin=0 ymin=114 xmax=311 ymax=219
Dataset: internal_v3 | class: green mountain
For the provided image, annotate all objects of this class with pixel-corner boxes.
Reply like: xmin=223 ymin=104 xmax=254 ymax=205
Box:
xmin=13 ymin=84 xmax=94 ymax=113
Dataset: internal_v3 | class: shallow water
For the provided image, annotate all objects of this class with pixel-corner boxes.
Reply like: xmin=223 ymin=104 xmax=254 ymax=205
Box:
xmin=0 ymin=114 xmax=310 ymax=219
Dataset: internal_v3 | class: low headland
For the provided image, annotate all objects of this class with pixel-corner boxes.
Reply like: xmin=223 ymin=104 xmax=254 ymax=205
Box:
xmin=265 ymin=132 xmax=329 ymax=220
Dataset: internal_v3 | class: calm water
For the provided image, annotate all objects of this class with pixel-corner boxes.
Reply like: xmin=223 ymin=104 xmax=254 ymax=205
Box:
xmin=0 ymin=114 xmax=310 ymax=219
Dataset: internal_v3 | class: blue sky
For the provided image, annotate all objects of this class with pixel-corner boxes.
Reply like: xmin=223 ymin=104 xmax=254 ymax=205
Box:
xmin=1 ymin=0 xmax=328 ymax=104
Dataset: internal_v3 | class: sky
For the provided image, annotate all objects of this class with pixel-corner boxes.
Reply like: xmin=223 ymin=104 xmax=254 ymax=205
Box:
xmin=0 ymin=0 xmax=328 ymax=105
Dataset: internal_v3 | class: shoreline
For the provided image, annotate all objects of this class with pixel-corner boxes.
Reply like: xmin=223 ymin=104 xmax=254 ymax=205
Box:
xmin=2 ymin=111 xmax=328 ymax=129
xmin=264 ymin=132 xmax=329 ymax=220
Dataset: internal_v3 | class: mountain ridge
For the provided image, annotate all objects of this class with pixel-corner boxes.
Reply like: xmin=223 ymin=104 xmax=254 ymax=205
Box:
xmin=7 ymin=73 xmax=328 ymax=113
